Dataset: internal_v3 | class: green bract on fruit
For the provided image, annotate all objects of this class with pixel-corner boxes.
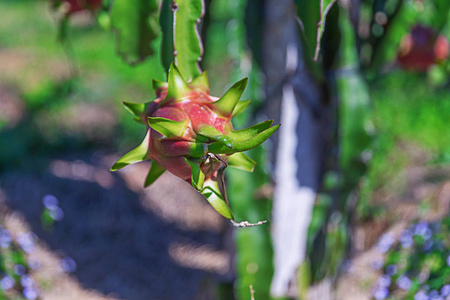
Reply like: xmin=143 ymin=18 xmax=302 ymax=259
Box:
xmin=111 ymin=63 xmax=279 ymax=220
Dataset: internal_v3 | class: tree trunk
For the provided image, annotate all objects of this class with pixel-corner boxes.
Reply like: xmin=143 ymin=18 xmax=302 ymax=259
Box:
xmin=262 ymin=0 xmax=328 ymax=297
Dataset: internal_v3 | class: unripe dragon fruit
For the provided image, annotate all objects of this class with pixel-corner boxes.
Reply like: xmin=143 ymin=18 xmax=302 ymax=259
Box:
xmin=111 ymin=63 xmax=279 ymax=221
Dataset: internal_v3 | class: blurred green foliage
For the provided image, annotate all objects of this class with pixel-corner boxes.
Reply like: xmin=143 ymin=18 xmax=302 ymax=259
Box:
xmin=359 ymin=71 xmax=450 ymax=213
xmin=0 ymin=0 xmax=165 ymax=170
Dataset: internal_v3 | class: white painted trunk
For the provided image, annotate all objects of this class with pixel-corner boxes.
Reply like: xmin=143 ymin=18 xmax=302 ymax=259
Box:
xmin=270 ymin=81 xmax=316 ymax=297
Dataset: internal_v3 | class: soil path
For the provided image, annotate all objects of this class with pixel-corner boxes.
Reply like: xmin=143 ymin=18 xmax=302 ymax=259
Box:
xmin=0 ymin=154 xmax=229 ymax=300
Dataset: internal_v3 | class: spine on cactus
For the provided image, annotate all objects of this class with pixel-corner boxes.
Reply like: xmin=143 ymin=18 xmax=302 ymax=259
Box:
xmin=111 ymin=62 xmax=279 ymax=221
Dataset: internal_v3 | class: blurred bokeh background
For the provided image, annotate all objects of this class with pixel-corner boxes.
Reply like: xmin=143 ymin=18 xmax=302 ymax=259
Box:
xmin=0 ymin=0 xmax=449 ymax=299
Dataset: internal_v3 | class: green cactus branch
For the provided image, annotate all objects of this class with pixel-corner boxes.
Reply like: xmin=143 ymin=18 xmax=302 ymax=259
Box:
xmin=172 ymin=0 xmax=204 ymax=81
xmin=313 ymin=0 xmax=338 ymax=61
xmin=110 ymin=0 xmax=161 ymax=64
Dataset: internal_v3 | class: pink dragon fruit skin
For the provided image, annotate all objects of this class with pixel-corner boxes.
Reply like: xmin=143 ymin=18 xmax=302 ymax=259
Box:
xmin=111 ymin=63 xmax=279 ymax=219
xmin=147 ymin=87 xmax=231 ymax=181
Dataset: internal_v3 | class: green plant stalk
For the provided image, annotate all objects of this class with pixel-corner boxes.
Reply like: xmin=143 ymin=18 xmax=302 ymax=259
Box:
xmin=314 ymin=5 xmax=373 ymax=280
xmin=110 ymin=0 xmax=161 ymax=64
xmin=204 ymin=0 xmax=275 ymax=298
xmin=228 ymin=145 xmax=274 ymax=300
xmin=337 ymin=5 xmax=372 ymax=204
xmin=173 ymin=0 xmax=204 ymax=81
xmin=306 ymin=4 xmax=373 ymax=284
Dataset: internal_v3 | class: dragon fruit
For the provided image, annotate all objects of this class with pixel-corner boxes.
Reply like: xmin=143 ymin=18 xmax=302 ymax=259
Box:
xmin=111 ymin=63 xmax=279 ymax=220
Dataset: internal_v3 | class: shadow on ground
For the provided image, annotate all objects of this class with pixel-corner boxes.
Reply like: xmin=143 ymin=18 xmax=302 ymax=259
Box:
xmin=0 ymin=153 xmax=227 ymax=300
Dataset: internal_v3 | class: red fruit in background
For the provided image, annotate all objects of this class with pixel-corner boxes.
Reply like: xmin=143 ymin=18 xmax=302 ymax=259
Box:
xmin=434 ymin=35 xmax=449 ymax=62
xmin=51 ymin=0 xmax=103 ymax=15
xmin=67 ymin=0 xmax=102 ymax=14
xmin=397 ymin=25 xmax=449 ymax=71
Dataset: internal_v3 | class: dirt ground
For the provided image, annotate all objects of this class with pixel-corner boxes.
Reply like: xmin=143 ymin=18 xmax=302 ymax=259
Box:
xmin=0 ymin=154 xmax=231 ymax=300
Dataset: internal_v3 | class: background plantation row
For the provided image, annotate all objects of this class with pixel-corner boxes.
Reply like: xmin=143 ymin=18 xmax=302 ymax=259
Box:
xmin=0 ymin=0 xmax=449 ymax=299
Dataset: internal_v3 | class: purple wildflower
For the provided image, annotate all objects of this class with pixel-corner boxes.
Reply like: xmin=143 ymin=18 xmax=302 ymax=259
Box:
xmin=49 ymin=206 xmax=64 ymax=221
xmin=0 ymin=275 xmax=15 ymax=290
xmin=20 ymin=275 xmax=34 ymax=288
xmin=17 ymin=232 xmax=36 ymax=253
xmin=14 ymin=264 xmax=26 ymax=276
xmin=23 ymin=287 xmax=38 ymax=300
xmin=441 ymin=284 xmax=450 ymax=296
xmin=396 ymin=275 xmax=412 ymax=290
xmin=400 ymin=230 xmax=414 ymax=249
xmin=373 ymin=287 xmax=389 ymax=300
xmin=414 ymin=290 xmax=428 ymax=300
xmin=0 ymin=230 xmax=11 ymax=249
xmin=378 ymin=275 xmax=391 ymax=287
xmin=42 ymin=194 xmax=59 ymax=210
xmin=385 ymin=264 xmax=398 ymax=276
xmin=61 ymin=257 xmax=77 ymax=273
xmin=377 ymin=233 xmax=395 ymax=253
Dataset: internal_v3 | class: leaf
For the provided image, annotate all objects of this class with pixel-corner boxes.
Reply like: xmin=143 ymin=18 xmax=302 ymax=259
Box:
xmin=111 ymin=131 xmax=150 ymax=171
xmin=189 ymin=71 xmax=209 ymax=92
xmin=196 ymin=125 xmax=234 ymax=148
xmin=123 ymin=101 xmax=146 ymax=124
xmin=227 ymin=152 xmax=256 ymax=172
xmin=144 ymin=160 xmax=166 ymax=187
xmin=165 ymin=62 xmax=190 ymax=101
xmin=208 ymin=122 xmax=280 ymax=154
xmin=201 ymin=180 xmax=234 ymax=220
xmin=185 ymin=158 xmax=205 ymax=190
xmin=212 ymin=78 xmax=248 ymax=118
xmin=232 ymin=100 xmax=251 ymax=118
xmin=111 ymin=0 xmax=161 ymax=65
xmin=173 ymin=0 xmax=204 ymax=81
xmin=148 ymin=117 xmax=189 ymax=138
